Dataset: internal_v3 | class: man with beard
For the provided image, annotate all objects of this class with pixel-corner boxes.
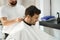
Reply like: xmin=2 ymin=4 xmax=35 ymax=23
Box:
xmin=0 ymin=0 xmax=25 ymax=39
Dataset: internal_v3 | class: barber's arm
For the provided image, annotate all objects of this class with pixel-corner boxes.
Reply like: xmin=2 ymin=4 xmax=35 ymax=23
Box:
xmin=0 ymin=17 xmax=23 ymax=26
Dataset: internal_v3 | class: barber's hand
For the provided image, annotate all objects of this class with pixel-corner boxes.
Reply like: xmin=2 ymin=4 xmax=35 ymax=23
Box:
xmin=15 ymin=18 xmax=23 ymax=22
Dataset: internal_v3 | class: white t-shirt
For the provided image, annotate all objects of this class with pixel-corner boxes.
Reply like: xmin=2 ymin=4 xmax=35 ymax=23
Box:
xmin=1 ymin=4 xmax=25 ymax=20
xmin=1 ymin=4 xmax=25 ymax=34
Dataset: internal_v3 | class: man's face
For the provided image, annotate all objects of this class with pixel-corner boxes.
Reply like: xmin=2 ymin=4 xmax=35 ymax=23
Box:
xmin=9 ymin=0 xmax=17 ymax=6
xmin=30 ymin=14 xmax=39 ymax=25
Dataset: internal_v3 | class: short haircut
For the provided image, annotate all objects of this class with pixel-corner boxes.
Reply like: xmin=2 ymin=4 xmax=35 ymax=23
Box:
xmin=25 ymin=5 xmax=41 ymax=17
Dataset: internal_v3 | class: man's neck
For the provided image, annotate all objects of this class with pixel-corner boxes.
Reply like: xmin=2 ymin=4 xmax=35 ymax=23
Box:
xmin=24 ymin=19 xmax=32 ymax=26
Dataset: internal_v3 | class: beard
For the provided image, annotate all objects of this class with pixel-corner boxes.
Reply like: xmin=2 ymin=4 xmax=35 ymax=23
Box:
xmin=31 ymin=22 xmax=36 ymax=25
xmin=10 ymin=1 xmax=17 ymax=6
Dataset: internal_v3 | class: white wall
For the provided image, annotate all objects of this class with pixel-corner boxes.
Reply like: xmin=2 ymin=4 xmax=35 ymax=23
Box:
xmin=21 ymin=0 xmax=35 ymax=8
xmin=35 ymin=0 xmax=51 ymax=20
xmin=51 ymin=0 xmax=60 ymax=18
xmin=43 ymin=0 xmax=50 ymax=16
xmin=0 ymin=0 xmax=4 ymax=6
xmin=39 ymin=0 xmax=51 ymax=18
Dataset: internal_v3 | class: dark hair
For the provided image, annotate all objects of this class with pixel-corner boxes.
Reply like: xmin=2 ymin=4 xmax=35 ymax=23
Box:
xmin=25 ymin=5 xmax=41 ymax=17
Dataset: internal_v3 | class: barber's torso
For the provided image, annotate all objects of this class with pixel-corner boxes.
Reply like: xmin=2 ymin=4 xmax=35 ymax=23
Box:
xmin=1 ymin=4 xmax=25 ymax=20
